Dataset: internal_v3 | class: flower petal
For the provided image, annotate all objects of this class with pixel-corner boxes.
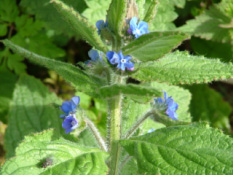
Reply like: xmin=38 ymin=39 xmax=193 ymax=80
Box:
xmin=88 ymin=50 xmax=99 ymax=61
xmin=60 ymin=101 xmax=72 ymax=115
xmin=138 ymin=21 xmax=149 ymax=33
xmin=107 ymin=51 xmax=119 ymax=64
xmin=130 ymin=17 xmax=138 ymax=31
xmin=96 ymin=20 xmax=104 ymax=30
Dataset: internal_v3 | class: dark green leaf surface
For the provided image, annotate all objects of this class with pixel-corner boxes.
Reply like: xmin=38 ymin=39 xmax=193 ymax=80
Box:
xmin=4 ymin=75 xmax=66 ymax=158
xmin=132 ymin=51 xmax=233 ymax=84
xmin=2 ymin=39 xmax=106 ymax=95
xmin=51 ymin=0 xmax=108 ymax=52
xmin=2 ymin=130 xmax=108 ymax=175
xmin=106 ymin=0 xmax=127 ymax=36
xmin=188 ymin=84 xmax=232 ymax=131
xmin=122 ymin=32 xmax=189 ymax=62
xmin=121 ymin=124 xmax=233 ymax=174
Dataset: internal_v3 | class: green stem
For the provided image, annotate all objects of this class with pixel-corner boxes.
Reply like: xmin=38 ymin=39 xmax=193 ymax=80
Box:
xmin=124 ymin=110 xmax=153 ymax=139
xmin=108 ymin=75 xmax=123 ymax=175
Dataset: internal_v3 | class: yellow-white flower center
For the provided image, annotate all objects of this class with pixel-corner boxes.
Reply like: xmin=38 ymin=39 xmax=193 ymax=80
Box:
xmin=121 ymin=59 xmax=126 ymax=63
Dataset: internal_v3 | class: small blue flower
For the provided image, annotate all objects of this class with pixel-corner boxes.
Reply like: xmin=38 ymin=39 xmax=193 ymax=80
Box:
xmin=148 ymin=129 xmax=155 ymax=133
xmin=62 ymin=115 xmax=79 ymax=134
xmin=106 ymin=51 xmax=134 ymax=71
xmin=154 ymin=92 xmax=178 ymax=120
xmin=60 ymin=96 xmax=80 ymax=118
xmin=129 ymin=17 xmax=149 ymax=38
xmin=96 ymin=20 xmax=108 ymax=35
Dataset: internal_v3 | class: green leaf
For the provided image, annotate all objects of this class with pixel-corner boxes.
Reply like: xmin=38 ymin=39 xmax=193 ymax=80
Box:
xmin=106 ymin=0 xmax=127 ymax=36
xmin=143 ymin=0 xmax=158 ymax=24
xmin=0 ymin=24 xmax=8 ymax=36
xmin=122 ymin=32 xmax=189 ymax=62
xmin=0 ymin=0 xmax=19 ymax=22
xmin=2 ymin=39 xmax=106 ymax=95
xmin=121 ymin=124 xmax=233 ymax=174
xmin=191 ymin=37 xmax=233 ymax=62
xmin=4 ymin=75 xmax=68 ymax=158
xmin=20 ymin=0 xmax=87 ymax=36
xmin=51 ymin=0 xmax=108 ymax=52
xmin=187 ymin=84 xmax=232 ymax=132
xmin=1 ymin=129 xmax=108 ymax=175
xmin=0 ymin=69 xmax=17 ymax=123
xmin=99 ymin=83 xmax=162 ymax=98
xmin=136 ymin=0 xmax=145 ymax=19
xmin=132 ymin=51 xmax=233 ymax=84
xmin=82 ymin=0 xmax=111 ymax=26
xmin=179 ymin=3 xmax=233 ymax=43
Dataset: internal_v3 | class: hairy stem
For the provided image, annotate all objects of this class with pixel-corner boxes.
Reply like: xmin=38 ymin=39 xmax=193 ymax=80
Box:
xmin=108 ymin=75 xmax=123 ymax=175
xmin=84 ymin=117 xmax=108 ymax=152
xmin=124 ymin=110 xmax=154 ymax=139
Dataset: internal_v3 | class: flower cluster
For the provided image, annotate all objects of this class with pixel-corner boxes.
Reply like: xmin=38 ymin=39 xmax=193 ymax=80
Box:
xmin=60 ymin=96 xmax=80 ymax=133
xmin=154 ymin=92 xmax=178 ymax=120
xmin=106 ymin=51 xmax=134 ymax=71
xmin=128 ymin=17 xmax=149 ymax=38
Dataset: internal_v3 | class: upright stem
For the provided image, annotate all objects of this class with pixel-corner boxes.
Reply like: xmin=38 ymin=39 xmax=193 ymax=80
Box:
xmin=108 ymin=75 xmax=123 ymax=175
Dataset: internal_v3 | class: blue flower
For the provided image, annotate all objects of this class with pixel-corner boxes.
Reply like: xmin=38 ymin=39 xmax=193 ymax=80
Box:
xmin=96 ymin=20 xmax=108 ymax=35
xmin=106 ymin=51 xmax=134 ymax=71
xmin=62 ymin=115 xmax=79 ymax=134
xmin=60 ymin=96 xmax=80 ymax=118
xmin=129 ymin=17 xmax=149 ymax=38
xmin=154 ymin=92 xmax=178 ymax=120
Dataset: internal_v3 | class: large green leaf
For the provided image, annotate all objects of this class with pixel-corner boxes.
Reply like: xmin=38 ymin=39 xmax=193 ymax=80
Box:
xmin=82 ymin=0 xmax=111 ymax=26
xmin=1 ymin=129 xmax=108 ymax=175
xmin=51 ymin=0 xmax=108 ymax=52
xmin=188 ymin=84 xmax=232 ymax=132
xmin=121 ymin=124 xmax=233 ymax=174
xmin=106 ymin=0 xmax=127 ymax=36
xmin=122 ymin=32 xmax=188 ymax=62
xmin=4 ymin=75 xmax=71 ymax=158
xmin=2 ymin=39 xmax=106 ymax=95
xmin=132 ymin=51 xmax=233 ymax=84
xmin=179 ymin=2 xmax=233 ymax=43
xmin=99 ymin=83 xmax=162 ymax=98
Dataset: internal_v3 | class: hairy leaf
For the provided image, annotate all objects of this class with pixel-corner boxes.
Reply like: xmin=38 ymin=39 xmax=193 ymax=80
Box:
xmin=4 ymin=75 xmax=66 ymax=158
xmin=122 ymin=32 xmax=189 ymax=62
xmin=132 ymin=51 xmax=233 ymax=84
xmin=188 ymin=84 xmax=231 ymax=132
xmin=2 ymin=130 xmax=108 ymax=175
xmin=179 ymin=3 xmax=232 ymax=43
xmin=121 ymin=124 xmax=233 ymax=174
xmin=99 ymin=83 xmax=162 ymax=98
xmin=2 ymin=39 xmax=106 ymax=95
xmin=106 ymin=0 xmax=127 ymax=36
xmin=51 ymin=0 xmax=108 ymax=52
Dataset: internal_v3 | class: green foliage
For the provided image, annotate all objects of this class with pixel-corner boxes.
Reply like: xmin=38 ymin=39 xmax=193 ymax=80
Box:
xmin=122 ymin=32 xmax=189 ymax=62
xmin=82 ymin=0 xmax=111 ymax=26
xmin=179 ymin=1 xmax=233 ymax=43
xmin=51 ymin=0 xmax=108 ymax=52
xmin=132 ymin=51 xmax=233 ymax=84
xmin=0 ymin=69 xmax=17 ymax=123
xmin=143 ymin=0 xmax=158 ymax=24
xmin=121 ymin=124 xmax=233 ymax=174
xmin=191 ymin=37 xmax=233 ymax=62
xmin=99 ymin=83 xmax=162 ymax=98
xmin=4 ymin=75 xmax=68 ymax=158
xmin=188 ymin=84 xmax=232 ymax=132
xmin=1 ymin=129 xmax=108 ymax=175
xmin=20 ymin=0 xmax=87 ymax=36
xmin=2 ymin=39 xmax=106 ymax=96
xmin=106 ymin=0 xmax=127 ymax=37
